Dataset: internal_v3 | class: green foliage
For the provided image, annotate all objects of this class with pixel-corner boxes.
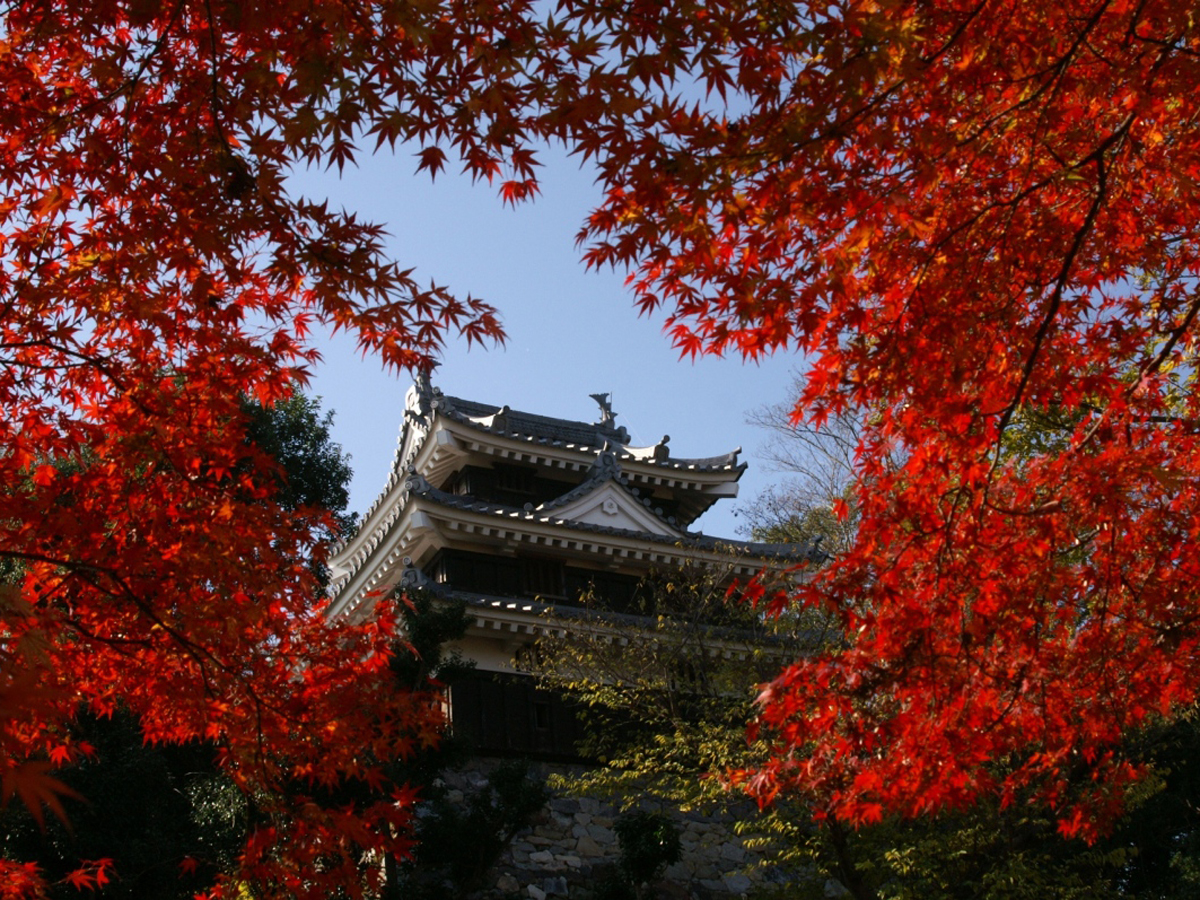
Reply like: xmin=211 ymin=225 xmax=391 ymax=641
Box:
xmin=241 ymin=393 xmax=354 ymax=535
xmin=997 ymin=404 xmax=1084 ymax=464
xmin=584 ymin=812 xmax=683 ymax=900
xmin=528 ymin=560 xmax=817 ymax=899
xmin=390 ymin=587 xmax=475 ymax=691
xmin=378 ymin=587 xmax=549 ymax=899
xmin=733 ymin=802 xmax=1136 ymax=900
xmin=589 ymin=875 xmax=638 ymax=900
xmin=872 ymin=810 xmax=1126 ymax=900
xmin=241 ymin=393 xmax=355 ymax=588
xmin=382 ymin=587 xmax=477 ymax=791
xmin=1095 ymin=712 xmax=1200 ymax=899
xmin=749 ymin=500 xmax=846 ymax=550
xmin=528 ymin=559 xmax=801 ymax=816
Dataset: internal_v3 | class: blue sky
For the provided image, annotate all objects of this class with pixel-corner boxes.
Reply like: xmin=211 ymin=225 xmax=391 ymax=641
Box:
xmin=290 ymin=145 xmax=805 ymax=539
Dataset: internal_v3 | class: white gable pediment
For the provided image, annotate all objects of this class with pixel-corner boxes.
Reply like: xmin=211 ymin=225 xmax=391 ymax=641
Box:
xmin=545 ymin=481 xmax=681 ymax=537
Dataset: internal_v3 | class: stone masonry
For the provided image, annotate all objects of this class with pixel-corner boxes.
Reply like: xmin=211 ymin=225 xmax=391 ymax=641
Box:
xmin=445 ymin=763 xmax=794 ymax=900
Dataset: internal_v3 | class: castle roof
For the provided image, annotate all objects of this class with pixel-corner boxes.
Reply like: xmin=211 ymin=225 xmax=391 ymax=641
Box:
xmin=436 ymin=392 xmax=745 ymax=473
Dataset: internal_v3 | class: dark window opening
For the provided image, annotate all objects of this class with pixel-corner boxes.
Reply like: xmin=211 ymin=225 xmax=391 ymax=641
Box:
xmin=450 ymin=672 xmax=584 ymax=760
xmin=441 ymin=464 xmax=582 ymax=508
xmin=426 ymin=552 xmax=649 ymax=612
xmin=524 ymin=557 xmax=565 ymax=599
xmin=427 ymin=550 xmax=522 ymax=596
xmin=494 ymin=464 xmax=534 ymax=494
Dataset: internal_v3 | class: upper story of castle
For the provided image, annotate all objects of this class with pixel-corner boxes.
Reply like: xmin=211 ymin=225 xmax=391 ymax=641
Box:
xmin=327 ymin=375 xmax=816 ymax=620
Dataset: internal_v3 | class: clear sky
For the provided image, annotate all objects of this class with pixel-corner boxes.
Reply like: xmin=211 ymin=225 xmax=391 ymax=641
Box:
xmin=290 ymin=144 xmax=806 ymax=539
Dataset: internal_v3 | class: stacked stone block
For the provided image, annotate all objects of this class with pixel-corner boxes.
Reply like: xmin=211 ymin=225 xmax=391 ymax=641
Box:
xmin=444 ymin=764 xmax=785 ymax=900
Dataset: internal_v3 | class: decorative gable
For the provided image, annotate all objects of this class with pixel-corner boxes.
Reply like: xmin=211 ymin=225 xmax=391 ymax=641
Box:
xmin=543 ymin=480 xmax=682 ymax=537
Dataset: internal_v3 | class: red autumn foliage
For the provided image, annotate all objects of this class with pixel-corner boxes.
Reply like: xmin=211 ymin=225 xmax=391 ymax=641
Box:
xmin=0 ymin=0 xmax=507 ymax=895
xmin=568 ymin=0 xmax=1200 ymax=839
xmin=5 ymin=0 xmax=1196 ymax=889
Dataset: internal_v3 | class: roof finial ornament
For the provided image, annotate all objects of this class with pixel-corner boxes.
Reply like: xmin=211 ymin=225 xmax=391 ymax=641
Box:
xmin=653 ymin=434 xmax=670 ymax=461
xmin=589 ymin=392 xmax=617 ymax=428
xmin=592 ymin=447 xmax=620 ymax=477
xmin=415 ymin=362 xmax=439 ymax=418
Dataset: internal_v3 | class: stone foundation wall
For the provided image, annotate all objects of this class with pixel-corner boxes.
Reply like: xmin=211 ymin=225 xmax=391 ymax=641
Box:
xmin=444 ymin=762 xmax=793 ymax=900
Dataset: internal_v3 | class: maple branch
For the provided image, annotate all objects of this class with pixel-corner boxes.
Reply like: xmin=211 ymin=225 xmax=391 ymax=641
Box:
xmin=1137 ymin=291 xmax=1200 ymax=384
xmin=952 ymin=0 xmax=1113 ymax=152
xmin=910 ymin=146 xmax=1111 ymax=323
xmin=201 ymin=0 xmax=235 ymax=155
xmin=0 ymin=340 xmax=126 ymax=388
xmin=59 ymin=616 xmax=155 ymax=650
xmin=41 ymin=557 xmax=293 ymax=786
xmin=1132 ymin=31 xmax=1200 ymax=57
xmin=0 ymin=548 xmax=224 ymax=699
xmin=1124 ymin=0 xmax=1153 ymax=43
xmin=917 ymin=0 xmax=988 ymax=66
xmin=1127 ymin=0 xmax=1195 ymax=58
xmin=983 ymin=497 xmax=1064 ymax=517
xmin=24 ymin=553 xmax=299 ymax=791
xmin=52 ymin=0 xmax=187 ymax=142
xmin=971 ymin=662 xmax=1033 ymax=738
xmin=994 ymin=118 xmax=1128 ymax=449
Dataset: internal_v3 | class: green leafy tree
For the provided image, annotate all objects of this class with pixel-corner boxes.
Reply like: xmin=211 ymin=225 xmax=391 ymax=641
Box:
xmin=614 ymin=811 xmax=682 ymax=895
xmin=393 ymin=757 xmax=549 ymax=900
xmin=528 ymin=560 xmax=800 ymax=807
xmin=241 ymin=394 xmax=356 ymax=542
xmin=241 ymin=393 xmax=356 ymax=587
xmin=1092 ymin=714 xmax=1200 ymax=899
xmin=525 ymin=559 xmax=813 ymax=899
